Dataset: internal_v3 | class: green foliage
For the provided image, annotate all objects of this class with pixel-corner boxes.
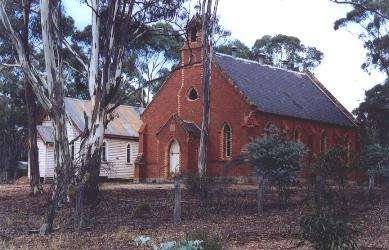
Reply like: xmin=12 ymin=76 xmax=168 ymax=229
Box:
xmin=333 ymin=0 xmax=389 ymax=75
xmin=132 ymin=202 xmax=151 ymax=219
xmin=186 ymin=229 xmax=222 ymax=250
xmin=353 ymin=81 xmax=389 ymax=146
xmin=313 ymin=146 xmax=348 ymax=180
xmin=251 ymin=34 xmax=324 ymax=72
xmin=354 ymin=143 xmax=389 ymax=178
xmin=313 ymin=146 xmax=349 ymax=202
xmin=216 ymin=35 xmax=323 ymax=73
xmin=243 ymin=125 xmax=305 ymax=207
xmin=300 ymin=206 xmax=358 ymax=250
xmin=244 ymin=125 xmax=305 ymax=183
xmin=216 ymin=39 xmax=253 ymax=59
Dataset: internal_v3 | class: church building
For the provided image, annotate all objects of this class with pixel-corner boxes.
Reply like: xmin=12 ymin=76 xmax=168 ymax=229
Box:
xmin=135 ymin=17 xmax=359 ymax=182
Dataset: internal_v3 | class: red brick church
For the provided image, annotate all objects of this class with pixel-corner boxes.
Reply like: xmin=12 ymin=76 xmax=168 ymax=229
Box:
xmin=135 ymin=18 xmax=359 ymax=182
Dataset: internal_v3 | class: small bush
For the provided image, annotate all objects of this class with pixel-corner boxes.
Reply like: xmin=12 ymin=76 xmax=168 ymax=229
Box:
xmin=300 ymin=206 xmax=358 ymax=250
xmin=132 ymin=202 xmax=151 ymax=218
xmin=186 ymin=229 xmax=222 ymax=250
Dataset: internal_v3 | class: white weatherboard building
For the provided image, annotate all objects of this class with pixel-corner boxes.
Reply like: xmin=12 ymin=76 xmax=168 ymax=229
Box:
xmin=29 ymin=97 xmax=144 ymax=181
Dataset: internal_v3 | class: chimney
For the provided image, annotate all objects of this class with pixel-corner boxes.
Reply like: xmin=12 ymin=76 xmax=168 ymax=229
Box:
xmin=231 ymin=46 xmax=237 ymax=58
xmin=282 ymin=60 xmax=289 ymax=69
xmin=258 ymin=53 xmax=266 ymax=64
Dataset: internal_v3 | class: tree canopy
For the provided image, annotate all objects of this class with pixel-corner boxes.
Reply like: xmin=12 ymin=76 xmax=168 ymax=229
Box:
xmin=216 ymin=35 xmax=323 ymax=73
xmin=332 ymin=0 xmax=389 ymax=77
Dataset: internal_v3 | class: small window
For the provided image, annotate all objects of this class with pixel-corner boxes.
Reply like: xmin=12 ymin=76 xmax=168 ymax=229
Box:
xmin=102 ymin=141 xmax=107 ymax=162
xmin=294 ymin=129 xmax=301 ymax=142
xmin=320 ymin=132 xmax=327 ymax=153
xmin=126 ymin=144 xmax=131 ymax=163
xmin=71 ymin=144 xmax=75 ymax=160
xmin=190 ymin=27 xmax=197 ymax=42
xmin=187 ymin=87 xmax=198 ymax=100
xmin=222 ymin=124 xmax=232 ymax=158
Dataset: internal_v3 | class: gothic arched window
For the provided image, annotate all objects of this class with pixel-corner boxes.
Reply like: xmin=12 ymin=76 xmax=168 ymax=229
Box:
xmin=222 ymin=124 xmax=232 ymax=158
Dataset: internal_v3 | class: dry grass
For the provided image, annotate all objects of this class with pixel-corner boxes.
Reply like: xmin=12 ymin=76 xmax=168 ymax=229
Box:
xmin=0 ymin=182 xmax=389 ymax=249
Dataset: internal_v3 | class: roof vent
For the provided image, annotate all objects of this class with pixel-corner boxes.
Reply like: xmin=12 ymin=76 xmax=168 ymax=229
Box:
xmin=231 ymin=46 xmax=237 ymax=58
xmin=258 ymin=53 xmax=266 ymax=64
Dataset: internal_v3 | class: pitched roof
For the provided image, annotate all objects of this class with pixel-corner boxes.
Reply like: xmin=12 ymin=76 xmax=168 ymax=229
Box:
xmin=64 ymin=98 xmax=144 ymax=138
xmin=156 ymin=114 xmax=201 ymax=137
xmin=37 ymin=125 xmax=54 ymax=143
xmin=214 ymin=53 xmax=356 ymax=127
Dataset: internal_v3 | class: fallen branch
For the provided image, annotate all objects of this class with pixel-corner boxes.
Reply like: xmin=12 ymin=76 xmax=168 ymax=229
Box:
xmin=28 ymin=226 xmax=60 ymax=235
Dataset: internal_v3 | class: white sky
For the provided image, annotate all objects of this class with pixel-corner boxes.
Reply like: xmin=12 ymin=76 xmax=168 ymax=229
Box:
xmin=63 ymin=0 xmax=387 ymax=112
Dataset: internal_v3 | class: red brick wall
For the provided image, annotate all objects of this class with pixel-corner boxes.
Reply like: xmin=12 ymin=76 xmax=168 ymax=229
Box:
xmin=138 ymin=43 xmax=359 ymax=181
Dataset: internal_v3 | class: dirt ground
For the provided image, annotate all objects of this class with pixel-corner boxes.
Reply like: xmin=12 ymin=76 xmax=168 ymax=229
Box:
xmin=0 ymin=182 xmax=389 ymax=250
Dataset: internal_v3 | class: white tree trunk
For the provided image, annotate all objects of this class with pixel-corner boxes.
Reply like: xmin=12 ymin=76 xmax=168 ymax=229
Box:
xmin=197 ymin=0 xmax=218 ymax=180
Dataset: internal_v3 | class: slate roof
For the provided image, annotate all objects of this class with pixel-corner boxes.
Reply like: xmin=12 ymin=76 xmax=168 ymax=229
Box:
xmin=64 ymin=98 xmax=144 ymax=138
xmin=37 ymin=125 xmax=54 ymax=143
xmin=214 ymin=53 xmax=356 ymax=127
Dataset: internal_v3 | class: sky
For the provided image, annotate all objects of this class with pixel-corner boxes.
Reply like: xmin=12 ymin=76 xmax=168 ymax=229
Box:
xmin=63 ymin=0 xmax=387 ymax=112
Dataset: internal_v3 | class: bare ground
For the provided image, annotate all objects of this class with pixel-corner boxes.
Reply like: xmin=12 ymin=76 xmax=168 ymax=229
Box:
xmin=0 ymin=182 xmax=389 ymax=249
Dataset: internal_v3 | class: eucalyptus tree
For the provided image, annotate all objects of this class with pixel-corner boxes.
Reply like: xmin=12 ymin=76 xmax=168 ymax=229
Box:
xmin=198 ymin=0 xmax=219 ymax=182
xmin=62 ymin=1 xmax=188 ymax=212
xmin=332 ymin=0 xmax=389 ymax=77
xmin=0 ymin=0 xmax=73 ymax=233
xmin=251 ymin=34 xmax=323 ymax=72
xmin=355 ymin=144 xmax=389 ymax=197
xmin=0 ymin=0 xmax=43 ymax=194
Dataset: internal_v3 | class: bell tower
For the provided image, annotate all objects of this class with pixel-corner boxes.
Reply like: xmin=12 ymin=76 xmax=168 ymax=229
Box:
xmin=181 ymin=15 xmax=202 ymax=65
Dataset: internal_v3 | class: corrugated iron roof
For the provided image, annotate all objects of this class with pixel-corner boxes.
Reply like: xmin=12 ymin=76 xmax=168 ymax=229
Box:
xmin=37 ymin=125 xmax=54 ymax=143
xmin=64 ymin=97 xmax=144 ymax=138
xmin=214 ymin=53 xmax=356 ymax=127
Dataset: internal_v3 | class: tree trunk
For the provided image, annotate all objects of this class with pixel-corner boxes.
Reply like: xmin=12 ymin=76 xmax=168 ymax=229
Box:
xmin=45 ymin=109 xmax=73 ymax=233
xmin=368 ymin=175 xmax=375 ymax=199
xmin=0 ymin=0 xmax=72 ymax=235
xmin=198 ymin=0 xmax=217 ymax=182
xmin=174 ymin=177 xmax=182 ymax=224
xmin=257 ymin=175 xmax=264 ymax=214
xmin=25 ymin=82 xmax=42 ymax=195
xmin=21 ymin=0 xmax=41 ymax=195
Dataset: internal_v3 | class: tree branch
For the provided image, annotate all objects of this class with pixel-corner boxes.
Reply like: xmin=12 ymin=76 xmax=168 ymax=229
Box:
xmin=331 ymin=0 xmax=389 ymax=20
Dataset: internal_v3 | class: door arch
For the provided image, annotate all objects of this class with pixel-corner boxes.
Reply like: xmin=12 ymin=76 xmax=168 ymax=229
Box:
xmin=169 ymin=140 xmax=180 ymax=174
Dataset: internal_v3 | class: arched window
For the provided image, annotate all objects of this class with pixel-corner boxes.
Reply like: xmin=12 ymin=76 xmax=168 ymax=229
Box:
xmin=126 ymin=143 xmax=131 ymax=163
xmin=344 ymin=136 xmax=351 ymax=161
xmin=71 ymin=144 xmax=75 ymax=160
xmin=320 ymin=132 xmax=327 ymax=153
xmin=102 ymin=141 xmax=107 ymax=162
xmin=294 ymin=129 xmax=301 ymax=142
xmin=191 ymin=27 xmax=197 ymax=42
xmin=222 ymin=124 xmax=232 ymax=158
xmin=187 ymin=87 xmax=198 ymax=100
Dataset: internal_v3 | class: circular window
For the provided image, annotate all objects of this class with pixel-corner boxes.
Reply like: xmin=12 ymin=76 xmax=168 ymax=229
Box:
xmin=187 ymin=87 xmax=199 ymax=100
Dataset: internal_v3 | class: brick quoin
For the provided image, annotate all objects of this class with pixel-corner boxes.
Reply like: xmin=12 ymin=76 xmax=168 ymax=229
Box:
xmin=135 ymin=16 xmax=360 ymax=182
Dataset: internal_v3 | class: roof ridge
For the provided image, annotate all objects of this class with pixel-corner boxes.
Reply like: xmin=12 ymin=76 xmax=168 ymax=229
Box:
xmin=64 ymin=96 xmax=142 ymax=109
xmin=215 ymin=52 xmax=306 ymax=76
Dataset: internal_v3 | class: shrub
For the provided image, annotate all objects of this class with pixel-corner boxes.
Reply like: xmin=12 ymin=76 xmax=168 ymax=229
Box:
xmin=300 ymin=206 xmax=358 ymax=250
xmin=132 ymin=202 xmax=151 ymax=218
